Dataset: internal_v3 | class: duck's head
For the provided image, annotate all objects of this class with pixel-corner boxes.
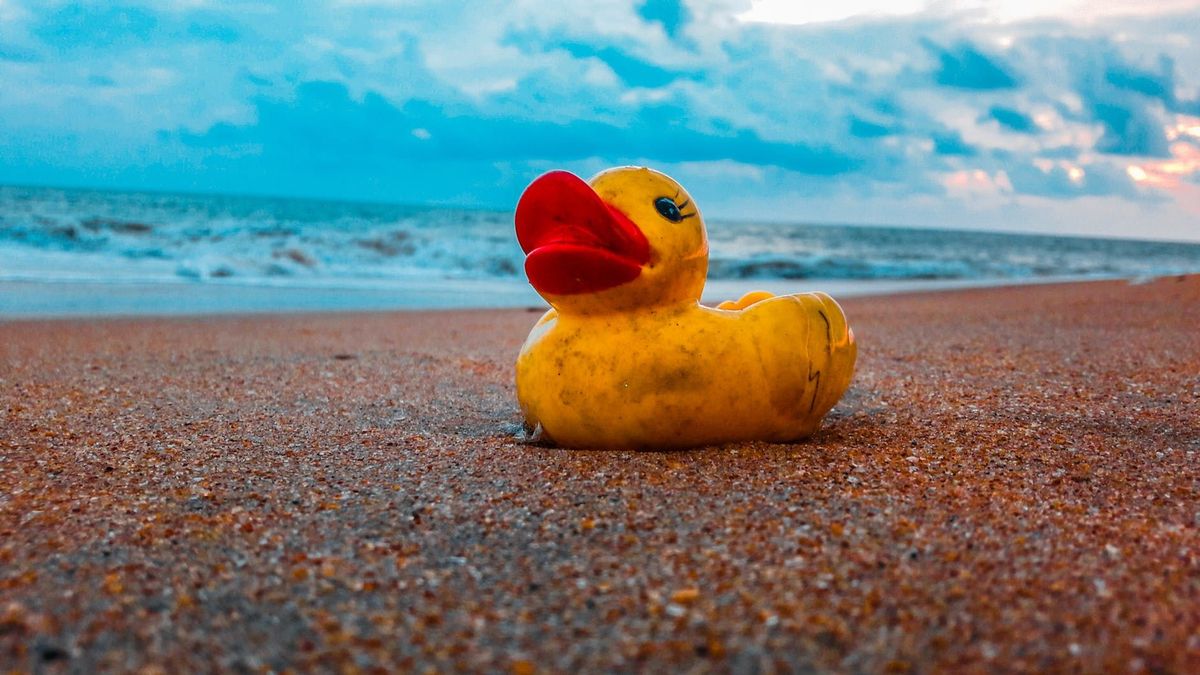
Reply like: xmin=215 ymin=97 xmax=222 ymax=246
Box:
xmin=515 ymin=166 xmax=708 ymax=314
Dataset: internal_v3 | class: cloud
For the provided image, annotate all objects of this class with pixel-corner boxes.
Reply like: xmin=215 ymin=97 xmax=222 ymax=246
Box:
xmin=34 ymin=4 xmax=158 ymax=49
xmin=1098 ymin=51 xmax=1200 ymax=116
xmin=984 ymin=105 xmax=1038 ymax=133
xmin=0 ymin=45 xmax=39 ymax=62
xmin=637 ymin=0 xmax=689 ymax=39
xmin=1069 ymin=47 xmax=1175 ymax=157
xmin=926 ymin=40 xmax=1020 ymax=90
xmin=931 ymin=131 xmax=977 ymax=156
xmin=556 ymin=42 xmax=695 ymax=88
xmin=179 ymin=80 xmax=861 ymax=176
xmin=1089 ymin=101 xmax=1171 ymax=156
xmin=1038 ymin=145 xmax=1081 ymax=159
xmin=848 ymin=116 xmax=896 ymax=138
xmin=1105 ymin=54 xmax=1174 ymax=101
xmin=1006 ymin=161 xmax=1139 ymax=200
xmin=185 ymin=19 xmax=240 ymax=44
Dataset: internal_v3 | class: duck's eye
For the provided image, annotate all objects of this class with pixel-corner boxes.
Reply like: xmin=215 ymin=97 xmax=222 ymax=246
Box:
xmin=654 ymin=197 xmax=683 ymax=222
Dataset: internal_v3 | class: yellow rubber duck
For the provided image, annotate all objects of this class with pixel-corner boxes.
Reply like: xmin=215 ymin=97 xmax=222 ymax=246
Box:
xmin=514 ymin=167 xmax=856 ymax=449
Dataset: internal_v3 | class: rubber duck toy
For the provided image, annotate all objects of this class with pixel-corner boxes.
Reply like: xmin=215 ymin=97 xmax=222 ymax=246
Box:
xmin=514 ymin=167 xmax=856 ymax=449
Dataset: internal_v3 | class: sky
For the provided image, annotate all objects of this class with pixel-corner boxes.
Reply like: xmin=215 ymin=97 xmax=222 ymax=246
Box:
xmin=1 ymin=1 xmax=1199 ymax=241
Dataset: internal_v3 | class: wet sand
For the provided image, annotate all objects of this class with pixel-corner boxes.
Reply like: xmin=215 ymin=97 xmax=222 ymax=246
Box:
xmin=2 ymin=276 xmax=1198 ymax=672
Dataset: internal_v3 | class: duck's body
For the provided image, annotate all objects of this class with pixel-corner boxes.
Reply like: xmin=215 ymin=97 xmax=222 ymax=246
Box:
xmin=517 ymin=292 xmax=854 ymax=448
xmin=514 ymin=167 xmax=856 ymax=449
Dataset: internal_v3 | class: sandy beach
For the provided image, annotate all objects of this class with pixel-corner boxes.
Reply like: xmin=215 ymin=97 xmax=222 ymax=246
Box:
xmin=2 ymin=276 xmax=1198 ymax=672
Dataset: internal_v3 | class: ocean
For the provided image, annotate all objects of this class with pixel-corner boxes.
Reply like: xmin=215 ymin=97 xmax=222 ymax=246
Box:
xmin=3 ymin=184 xmax=1200 ymax=316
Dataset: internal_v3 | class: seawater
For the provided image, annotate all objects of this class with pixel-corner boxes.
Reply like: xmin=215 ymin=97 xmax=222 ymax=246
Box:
xmin=2 ymin=185 xmax=1200 ymax=312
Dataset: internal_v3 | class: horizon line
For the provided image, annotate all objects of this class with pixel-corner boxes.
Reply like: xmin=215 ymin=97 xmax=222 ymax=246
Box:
xmin=3 ymin=179 xmax=1199 ymax=247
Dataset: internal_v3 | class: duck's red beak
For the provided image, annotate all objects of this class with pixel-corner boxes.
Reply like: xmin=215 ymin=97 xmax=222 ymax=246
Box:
xmin=515 ymin=171 xmax=651 ymax=296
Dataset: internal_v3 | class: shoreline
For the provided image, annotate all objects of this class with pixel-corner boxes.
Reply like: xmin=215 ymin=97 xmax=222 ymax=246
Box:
xmin=0 ymin=273 xmax=1157 ymax=319
xmin=2 ymin=276 xmax=1198 ymax=671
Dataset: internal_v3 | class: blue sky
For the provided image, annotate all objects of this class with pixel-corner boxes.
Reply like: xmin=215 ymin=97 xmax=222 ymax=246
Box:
xmin=2 ymin=1 xmax=1199 ymax=241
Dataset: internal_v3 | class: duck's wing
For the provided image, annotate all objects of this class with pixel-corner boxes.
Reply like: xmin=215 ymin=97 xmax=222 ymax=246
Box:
xmin=743 ymin=292 xmax=856 ymax=432
xmin=798 ymin=292 xmax=856 ymax=421
xmin=716 ymin=290 xmax=776 ymax=311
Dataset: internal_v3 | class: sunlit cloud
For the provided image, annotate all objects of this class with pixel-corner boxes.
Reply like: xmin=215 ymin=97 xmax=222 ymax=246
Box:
xmin=1129 ymin=142 xmax=1200 ymax=188
xmin=942 ymin=168 xmax=1012 ymax=196
xmin=1167 ymin=116 xmax=1200 ymax=141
